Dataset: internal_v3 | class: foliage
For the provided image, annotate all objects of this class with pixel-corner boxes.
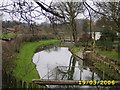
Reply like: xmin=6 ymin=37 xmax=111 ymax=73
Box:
xmin=2 ymin=20 xmax=21 ymax=28
xmin=69 ymin=46 xmax=80 ymax=53
xmin=12 ymin=39 xmax=60 ymax=83
xmin=51 ymin=2 xmax=84 ymax=43
xmin=95 ymin=62 xmax=120 ymax=80
xmin=100 ymin=27 xmax=117 ymax=41
xmin=69 ymin=42 xmax=83 ymax=53
xmin=97 ymin=49 xmax=120 ymax=64
xmin=0 ymin=32 xmax=16 ymax=39
xmin=82 ymin=19 xmax=89 ymax=32
xmin=86 ymin=2 xmax=120 ymax=33
xmin=97 ymin=27 xmax=117 ymax=50
xmin=96 ymin=16 xmax=117 ymax=31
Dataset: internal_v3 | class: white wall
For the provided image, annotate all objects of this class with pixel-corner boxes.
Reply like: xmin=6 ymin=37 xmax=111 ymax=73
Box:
xmin=88 ymin=32 xmax=101 ymax=40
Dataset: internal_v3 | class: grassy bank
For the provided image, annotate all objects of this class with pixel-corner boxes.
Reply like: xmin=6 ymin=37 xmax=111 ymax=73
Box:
xmin=13 ymin=39 xmax=60 ymax=83
xmin=95 ymin=62 xmax=120 ymax=80
xmin=69 ymin=46 xmax=80 ymax=53
xmin=69 ymin=42 xmax=83 ymax=53
xmin=97 ymin=49 xmax=120 ymax=64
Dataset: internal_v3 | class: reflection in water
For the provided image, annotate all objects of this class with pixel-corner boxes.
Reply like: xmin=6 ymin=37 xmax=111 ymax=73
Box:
xmin=33 ymin=47 xmax=116 ymax=89
xmin=33 ymin=47 xmax=100 ymax=81
xmin=44 ymin=46 xmax=60 ymax=53
xmin=67 ymin=55 xmax=76 ymax=80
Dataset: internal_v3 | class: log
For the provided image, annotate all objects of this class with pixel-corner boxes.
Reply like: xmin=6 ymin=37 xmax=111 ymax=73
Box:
xmin=32 ymin=79 xmax=120 ymax=85
xmin=32 ymin=79 xmax=120 ymax=86
xmin=32 ymin=79 xmax=79 ymax=85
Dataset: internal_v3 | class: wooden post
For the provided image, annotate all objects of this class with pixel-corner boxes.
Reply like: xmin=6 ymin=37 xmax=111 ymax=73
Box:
xmin=10 ymin=76 xmax=14 ymax=88
xmin=103 ymin=71 xmax=104 ymax=80
xmin=2 ymin=71 xmax=7 ymax=88
xmin=80 ymin=70 xmax=82 ymax=80
xmin=18 ymin=80 xmax=22 ymax=88
xmin=33 ymin=83 xmax=37 ymax=90
xmin=92 ymin=72 xmax=94 ymax=80
xmin=8 ymin=74 xmax=11 ymax=88
xmin=13 ymin=77 xmax=17 ymax=88
xmin=32 ymin=79 xmax=79 ymax=85
xmin=23 ymin=81 xmax=27 ymax=89
xmin=28 ymin=83 xmax=32 ymax=89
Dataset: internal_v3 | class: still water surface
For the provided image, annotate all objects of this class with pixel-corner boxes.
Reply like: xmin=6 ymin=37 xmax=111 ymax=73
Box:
xmin=32 ymin=47 xmax=100 ymax=80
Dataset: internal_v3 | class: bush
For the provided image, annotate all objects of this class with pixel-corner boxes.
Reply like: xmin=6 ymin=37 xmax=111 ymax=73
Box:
xmin=97 ymin=28 xmax=117 ymax=51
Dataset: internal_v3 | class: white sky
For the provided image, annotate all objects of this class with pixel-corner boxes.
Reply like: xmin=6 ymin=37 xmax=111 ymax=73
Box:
xmin=0 ymin=0 xmax=53 ymax=23
xmin=0 ymin=0 xmax=110 ymax=23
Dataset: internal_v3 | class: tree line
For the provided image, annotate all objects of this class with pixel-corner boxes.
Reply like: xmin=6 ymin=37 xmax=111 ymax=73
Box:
xmin=0 ymin=0 xmax=119 ymax=44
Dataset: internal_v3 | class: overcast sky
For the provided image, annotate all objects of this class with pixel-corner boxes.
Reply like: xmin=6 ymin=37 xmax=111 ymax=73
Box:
xmin=0 ymin=0 xmax=90 ymax=24
xmin=1 ymin=0 xmax=119 ymax=22
xmin=1 ymin=0 xmax=114 ymax=24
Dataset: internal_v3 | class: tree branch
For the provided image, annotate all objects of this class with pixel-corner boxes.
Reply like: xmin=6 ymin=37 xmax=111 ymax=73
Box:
xmin=84 ymin=2 xmax=106 ymax=16
xmin=33 ymin=0 xmax=64 ymax=18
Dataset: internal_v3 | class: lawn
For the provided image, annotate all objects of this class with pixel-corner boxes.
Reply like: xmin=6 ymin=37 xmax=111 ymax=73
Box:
xmin=13 ymin=39 xmax=60 ymax=83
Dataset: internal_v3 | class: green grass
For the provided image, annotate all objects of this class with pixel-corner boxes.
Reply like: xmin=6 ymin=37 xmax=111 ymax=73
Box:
xmin=113 ymin=40 xmax=119 ymax=44
xmin=13 ymin=39 xmax=60 ymax=83
xmin=97 ymin=49 xmax=120 ymax=63
xmin=0 ymin=32 xmax=16 ymax=38
xmin=95 ymin=62 xmax=120 ymax=80
xmin=69 ymin=46 xmax=80 ymax=53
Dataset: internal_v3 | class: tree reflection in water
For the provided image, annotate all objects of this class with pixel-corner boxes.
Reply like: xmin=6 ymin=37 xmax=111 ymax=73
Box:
xmin=48 ymin=55 xmax=80 ymax=80
xmin=67 ymin=55 xmax=76 ymax=80
xmin=33 ymin=47 xmax=117 ymax=89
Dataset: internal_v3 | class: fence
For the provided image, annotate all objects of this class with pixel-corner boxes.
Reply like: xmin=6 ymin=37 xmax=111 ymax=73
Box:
xmin=2 ymin=71 xmax=47 ymax=89
xmin=84 ymin=52 xmax=120 ymax=80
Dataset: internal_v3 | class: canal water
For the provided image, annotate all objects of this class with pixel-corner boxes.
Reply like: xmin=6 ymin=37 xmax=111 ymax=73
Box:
xmin=32 ymin=47 xmax=116 ymax=89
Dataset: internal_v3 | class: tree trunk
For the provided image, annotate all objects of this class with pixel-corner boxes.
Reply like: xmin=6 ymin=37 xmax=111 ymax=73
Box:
xmin=71 ymin=17 xmax=77 ymax=44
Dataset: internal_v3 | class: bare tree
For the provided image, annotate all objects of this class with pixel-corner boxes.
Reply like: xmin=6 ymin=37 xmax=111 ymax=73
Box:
xmin=48 ymin=1 xmax=84 ymax=44
xmin=84 ymin=1 xmax=120 ymax=58
xmin=0 ymin=0 xmax=65 ymax=34
xmin=84 ymin=1 xmax=120 ymax=33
